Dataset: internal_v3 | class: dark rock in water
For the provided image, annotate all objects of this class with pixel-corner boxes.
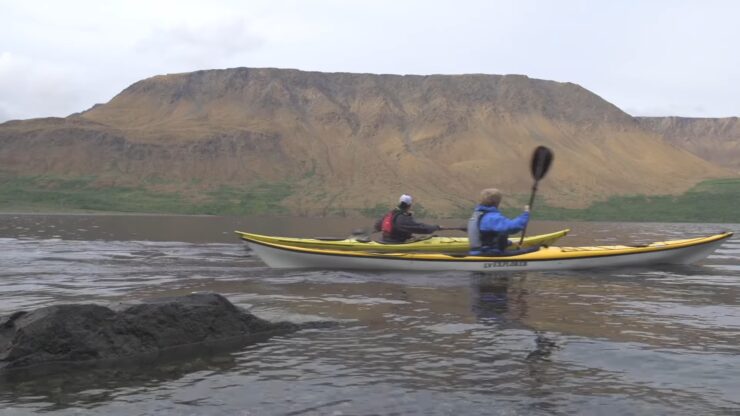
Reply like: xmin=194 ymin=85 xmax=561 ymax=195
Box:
xmin=0 ymin=293 xmax=308 ymax=372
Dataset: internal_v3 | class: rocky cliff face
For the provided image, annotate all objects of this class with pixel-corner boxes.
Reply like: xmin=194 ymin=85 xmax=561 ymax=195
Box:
xmin=638 ymin=116 xmax=740 ymax=172
xmin=0 ymin=68 xmax=732 ymax=214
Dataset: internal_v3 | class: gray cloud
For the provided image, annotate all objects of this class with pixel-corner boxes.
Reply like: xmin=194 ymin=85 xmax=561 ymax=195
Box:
xmin=0 ymin=51 xmax=91 ymax=120
xmin=0 ymin=105 xmax=10 ymax=123
xmin=1 ymin=0 xmax=739 ymax=121
xmin=135 ymin=17 xmax=264 ymax=70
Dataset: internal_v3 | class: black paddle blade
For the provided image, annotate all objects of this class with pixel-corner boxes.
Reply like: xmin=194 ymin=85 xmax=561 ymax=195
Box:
xmin=530 ymin=146 xmax=554 ymax=180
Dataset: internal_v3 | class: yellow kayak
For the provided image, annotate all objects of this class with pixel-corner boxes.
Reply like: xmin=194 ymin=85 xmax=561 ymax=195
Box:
xmin=234 ymin=229 xmax=570 ymax=253
xmin=241 ymin=232 xmax=733 ymax=271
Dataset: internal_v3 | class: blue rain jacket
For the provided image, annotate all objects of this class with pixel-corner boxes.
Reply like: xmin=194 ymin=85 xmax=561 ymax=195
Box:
xmin=476 ymin=205 xmax=529 ymax=235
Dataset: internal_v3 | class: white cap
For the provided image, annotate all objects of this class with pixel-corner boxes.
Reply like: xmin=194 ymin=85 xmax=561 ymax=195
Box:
xmin=399 ymin=194 xmax=413 ymax=205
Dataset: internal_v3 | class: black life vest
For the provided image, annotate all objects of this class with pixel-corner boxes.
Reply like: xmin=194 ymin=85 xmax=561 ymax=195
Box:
xmin=380 ymin=209 xmax=412 ymax=242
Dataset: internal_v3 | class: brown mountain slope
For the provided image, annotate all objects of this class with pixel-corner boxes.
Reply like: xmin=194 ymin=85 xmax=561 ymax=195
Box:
xmin=638 ymin=116 xmax=740 ymax=172
xmin=0 ymin=68 xmax=731 ymax=215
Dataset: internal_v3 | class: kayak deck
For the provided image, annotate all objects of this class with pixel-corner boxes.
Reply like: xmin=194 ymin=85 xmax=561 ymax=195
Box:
xmin=240 ymin=231 xmax=733 ymax=271
xmin=234 ymin=228 xmax=570 ymax=253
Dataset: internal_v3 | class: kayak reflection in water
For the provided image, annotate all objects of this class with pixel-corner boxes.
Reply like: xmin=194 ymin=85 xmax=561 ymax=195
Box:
xmin=471 ymin=276 xmax=559 ymax=362
xmin=373 ymin=194 xmax=441 ymax=243
xmin=467 ymin=188 xmax=535 ymax=255
xmin=471 ymin=275 xmax=523 ymax=324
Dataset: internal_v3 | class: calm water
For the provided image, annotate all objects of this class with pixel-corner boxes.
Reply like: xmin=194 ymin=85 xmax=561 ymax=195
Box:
xmin=0 ymin=214 xmax=738 ymax=415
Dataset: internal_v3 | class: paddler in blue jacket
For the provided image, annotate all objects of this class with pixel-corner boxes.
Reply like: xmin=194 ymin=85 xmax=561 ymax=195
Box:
xmin=468 ymin=188 xmax=530 ymax=255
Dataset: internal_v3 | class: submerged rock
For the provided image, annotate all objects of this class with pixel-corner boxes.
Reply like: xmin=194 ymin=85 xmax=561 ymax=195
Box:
xmin=0 ymin=293 xmax=306 ymax=372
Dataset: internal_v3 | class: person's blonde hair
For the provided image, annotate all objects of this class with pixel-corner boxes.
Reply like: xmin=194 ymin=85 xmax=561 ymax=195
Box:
xmin=479 ymin=188 xmax=502 ymax=207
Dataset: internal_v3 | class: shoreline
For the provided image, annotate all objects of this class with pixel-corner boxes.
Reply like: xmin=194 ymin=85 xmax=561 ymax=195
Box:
xmin=0 ymin=210 xmax=737 ymax=225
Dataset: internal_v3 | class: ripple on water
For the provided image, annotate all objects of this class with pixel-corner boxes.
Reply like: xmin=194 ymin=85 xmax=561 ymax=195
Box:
xmin=616 ymin=300 xmax=740 ymax=330
xmin=0 ymin=220 xmax=739 ymax=415
xmin=0 ymin=238 xmax=259 ymax=314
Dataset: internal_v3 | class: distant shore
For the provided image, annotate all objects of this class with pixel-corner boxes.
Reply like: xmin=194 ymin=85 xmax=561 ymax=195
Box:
xmin=1 ymin=177 xmax=738 ymax=223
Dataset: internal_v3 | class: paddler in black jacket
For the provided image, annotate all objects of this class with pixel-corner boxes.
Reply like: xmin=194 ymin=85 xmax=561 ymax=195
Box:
xmin=373 ymin=194 xmax=441 ymax=243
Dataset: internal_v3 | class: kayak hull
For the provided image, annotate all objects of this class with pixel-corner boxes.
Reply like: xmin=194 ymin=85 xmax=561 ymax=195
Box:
xmin=242 ymin=232 xmax=733 ymax=272
xmin=235 ymin=229 xmax=569 ymax=253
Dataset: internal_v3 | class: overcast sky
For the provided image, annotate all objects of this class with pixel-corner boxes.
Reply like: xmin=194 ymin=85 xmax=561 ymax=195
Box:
xmin=1 ymin=0 xmax=738 ymax=122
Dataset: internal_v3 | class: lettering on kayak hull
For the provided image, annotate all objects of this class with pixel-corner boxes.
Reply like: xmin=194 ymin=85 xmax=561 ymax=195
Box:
xmin=483 ymin=261 xmax=528 ymax=268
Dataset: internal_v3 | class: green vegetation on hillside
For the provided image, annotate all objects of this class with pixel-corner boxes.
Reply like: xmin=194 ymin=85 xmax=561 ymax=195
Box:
xmin=0 ymin=174 xmax=293 ymax=215
xmin=508 ymin=178 xmax=740 ymax=223
xmin=198 ymin=183 xmax=293 ymax=214
xmin=0 ymin=174 xmax=738 ymax=223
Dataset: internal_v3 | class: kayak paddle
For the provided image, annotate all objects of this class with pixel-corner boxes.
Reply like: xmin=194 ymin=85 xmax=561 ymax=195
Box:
xmin=438 ymin=226 xmax=468 ymax=232
xmin=518 ymin=146 xmax=554 ymax=246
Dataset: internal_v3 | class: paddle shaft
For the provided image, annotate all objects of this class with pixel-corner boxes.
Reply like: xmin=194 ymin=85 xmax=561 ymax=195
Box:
xmin=438 ymin=226 xmax=468 ymax=232
xmin=518 ymin=181 xmax=539 ymax=246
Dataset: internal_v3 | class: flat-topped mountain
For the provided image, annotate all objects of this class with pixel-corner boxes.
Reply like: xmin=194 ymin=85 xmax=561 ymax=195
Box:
xmin=0 ymin=68 xmax=732 ymax=215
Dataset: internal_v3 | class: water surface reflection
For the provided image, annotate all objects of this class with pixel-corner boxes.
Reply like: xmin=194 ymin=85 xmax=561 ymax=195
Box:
xmin=0 ymin=214 xmax=737 ymax=415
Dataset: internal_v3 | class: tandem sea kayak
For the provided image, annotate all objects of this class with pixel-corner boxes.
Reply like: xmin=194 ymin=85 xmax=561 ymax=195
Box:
xmin=235 ymin=229 xmax=569 ymax=254
xmin=240 ymin=231 xmax=733 ymax=272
